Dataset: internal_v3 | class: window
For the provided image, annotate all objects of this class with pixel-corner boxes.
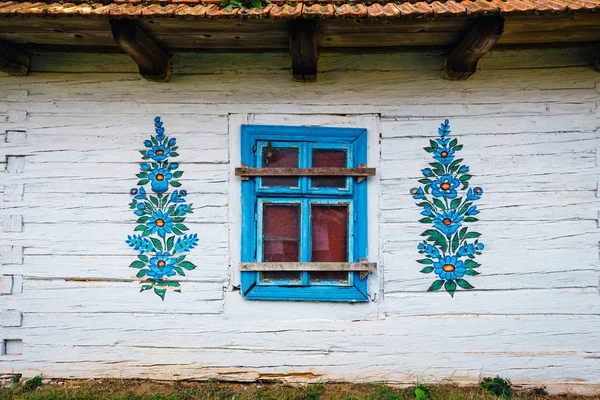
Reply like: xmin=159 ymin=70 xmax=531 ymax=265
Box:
xmin=239 ymin=125 xmax=371 ymax=302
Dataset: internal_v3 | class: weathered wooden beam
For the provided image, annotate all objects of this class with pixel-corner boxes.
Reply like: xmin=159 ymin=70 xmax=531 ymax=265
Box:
xmin=235 ymin=167 xmax=376 ymax=179
xmin=0 ymin=41 xmax=30 ymax=76
xmin=289 ymin=19 xmax=318 ymax=82
xmin=110 ymin=19 xmax=171 ymax=82
xmin=444 ymin=16 xmax=504 ymax=81
xmin=239 ymin=262 xmax=377 ymax=272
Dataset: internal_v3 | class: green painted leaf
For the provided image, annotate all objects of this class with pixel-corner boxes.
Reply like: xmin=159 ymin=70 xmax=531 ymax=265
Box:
xmin=464 ymin=260 xmax=480 ymax=268
xmin=179 ymin=261 xmax=196 ymax=270
xmin=451 ymin=234 xmax=459 ymax=253
xmin=464 ymin=232 xmax=481 ymax=239
xmin=456 ymin=278 xmax=474 ymax=289
xmin=167 ymin=236 xmax=175 ymax=251
xmin=137 ymin=179 xmax=149 ymax=185
xmin=424 ymin=147 xmax=435 ymax=153
xmin=427 ymin=280 xmax=444 ymax=292
xmin=129 ymin=261 xmax=146 ymax=269
xmin=174 ymin=267 xmax=185 ymax=276
xmin=136 ymin=269 xmax=148 ymax=278
xmin=418 ymin=178 xmax=431 ymax=184
xmin=140 ymin=284 xmax=153 ymax=292
xmin=454 ymin=144 xmax=463 ymax=151
xmin=138 ymin=255 xmax=149 ymax=262
xmin=429 ymin=162 xmax=445 ymax=170
xmin=134 ymin=225 xmax=146 ymax=232
xmin=175 ymin=223 xmax=189 ymax=231
xmin=449 ymin=138 xmax=458 ymax=148
xmin=150 ymin=237 xmax=163 ymax=252
xmin=137 ymin=216 xmax=149 ymax=223
xmin=154 ymin=288 xmax=166 ymax=301
xmin=173 ymin=171 xmax=184 ymax=178
xmin=420 ymin=267 xmax=434 ymax=273
xmin=172 ymin=226 xmax=183 ymax=236
xmin=444 ymin=280 xmax=456 ymax=297
xmin=170 ymin=152 xmax=180 ymax=157
xmin=459 ymin=201 xmax=472 ymax=215
xmin=464 ymin=217 xmax=479 ymax=222
xmin=151 ymin=137 xmax=158 ymax=146
xmin=167 ymin=281 xmax=180 ymax=288
xmin=150 ymin=196 xmax=159 ymax=207
xmin=136 ymin=173 xmax=148 ymax=178
xmin=433 ymin=198 xmax=445 ymax=210
xmin=142 ymin=230 xmax=151 ymax=237
xmin=419 ymin=218 xmax=432 ymax=224
xmin=433 ymin=168 xmax=445 ymax=175
xmin=429 ymin=139 xmax=439 ymax=149
xmin=450 ymin=198 xmax=462 ymax=209
xmin=459 ymin=174 xmax=472 ymax=181
xmin=417 ymin=259 xmax=433 ymax=265
xmin=458 ymin=227 xmax=468 ymax=241
xmin=465 ymin=269 xmax=480 ymax=276
xmin=170 ymin=181 xmax=182 ymax=187
xmin=416 ymin=202 xmax=429 ymax=207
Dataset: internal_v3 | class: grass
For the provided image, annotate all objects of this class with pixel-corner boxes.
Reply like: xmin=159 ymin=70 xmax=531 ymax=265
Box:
xmin=0 ymin=379 xmax=598 ymax=400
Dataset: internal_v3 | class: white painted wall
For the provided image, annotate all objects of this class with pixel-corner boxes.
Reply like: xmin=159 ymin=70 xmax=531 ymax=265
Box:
xmin=0 ymin=46 xmax=599 ymax=389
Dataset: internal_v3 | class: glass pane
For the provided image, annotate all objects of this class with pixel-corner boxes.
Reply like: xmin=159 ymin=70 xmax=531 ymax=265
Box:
xmin=262 ymin=146 xmax=299 ymax=188
xmin=310 ymin=205 xmax=349 ymax=283
xmin=261 ymin=204 xmax=301 ymax=282
xmin=312 ymin=149 xmax=347 ymax=188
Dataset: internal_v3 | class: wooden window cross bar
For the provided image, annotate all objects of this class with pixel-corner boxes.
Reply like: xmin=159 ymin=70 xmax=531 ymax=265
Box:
xmin=235 ymin=164 xmax=375 ymax=182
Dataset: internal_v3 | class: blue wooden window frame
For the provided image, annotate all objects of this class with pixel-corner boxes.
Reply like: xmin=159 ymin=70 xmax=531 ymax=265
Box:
xmin=240 ymin=125 xmax=369 ymax=302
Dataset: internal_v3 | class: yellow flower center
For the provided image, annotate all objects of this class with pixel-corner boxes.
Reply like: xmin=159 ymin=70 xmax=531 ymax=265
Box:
xmin=442 ymin=218 xmax=452 ymax=225
xmin=155 ymin=218 xmax=165 ymax=227
xmin=155 ymin=149 xmax=165 ymax=155
xmin=156 ymin=173 xmax=165 ymax=181
xmin=411 ymin=189 xmax=418 ymax=194
xmin=442 ymin=264 xmax=455 ymax=272
xmin=440 ymin=182 xmax=451 ymax=190
xmin=440 ymin=151 xmax=448 ymax=158
xmin=475 ymin=188 xmax=481 ymax=194
xmin=157 ymin=260 xmax=166 ymax=268
xmin=131 ymin=189 xmax=137 ymax=194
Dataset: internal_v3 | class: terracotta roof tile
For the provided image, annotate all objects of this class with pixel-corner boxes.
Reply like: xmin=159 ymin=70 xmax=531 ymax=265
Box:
xmin=1 ymin=0 xmax=599 ymax=18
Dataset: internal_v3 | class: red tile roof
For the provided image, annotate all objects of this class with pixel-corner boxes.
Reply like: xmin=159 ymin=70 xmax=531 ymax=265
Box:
xmin=0 ymin=0 xmax=598 ymax=18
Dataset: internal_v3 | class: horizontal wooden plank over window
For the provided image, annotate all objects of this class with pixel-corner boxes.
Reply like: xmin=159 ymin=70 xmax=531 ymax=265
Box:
xmin=239 ymin=262 xmax=377 ymax=271
xmin=235 ymin=167 xmax=375 ymax=178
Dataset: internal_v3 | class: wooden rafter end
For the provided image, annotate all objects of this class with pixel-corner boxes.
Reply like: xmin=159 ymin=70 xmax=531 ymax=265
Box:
xmin=110 ymin=19 xmax=171 ymax=82
xmin=289 ymin=19 xmax=318 ymax=82
xmin=444 ymin=16 xmax=504 ymax=81
xmin=0 ymin=41 xmax=29 ymax=76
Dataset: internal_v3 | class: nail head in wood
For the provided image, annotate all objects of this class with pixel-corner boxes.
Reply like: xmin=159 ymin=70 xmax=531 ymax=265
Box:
xmin=444 ymin=16 xmax=504 ymax=81
xmin=110 ymin=19 xmax=171 ymax=82
xmin=289 ymin=19 xmax=318 ymax=82
xmin=0 ymin=41 xmax=29 ymax=76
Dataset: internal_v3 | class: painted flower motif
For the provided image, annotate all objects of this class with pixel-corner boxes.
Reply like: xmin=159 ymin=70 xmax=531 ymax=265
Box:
xmin=431 ymin=175 xmax=460 ymax=199
xmin=148 ymin=145 xmax=171 ymax=161
xmin=146 ymin=210 xmax=173 ymax=236
xmin=177 ymin=205 xmax=188 ymax=215
xmin=421 ymin=168 xmax=434 ymax=177
xmin=434 ymin=256 xmax=466 ymax=281
xmin=170 ymin=190 xmax=186 ymax=204
xmin=410 ymin=187 xmax=425 ymax=199
xmin=457 ymin=243 xmax=477 ymax=257
xmin=467 ymin=187 xmax=483 ymax=201
xmin=168 ymin=138 xmax=177 ymax=146
xmin=466 ymin=206 xmax=479 ymax=216
xmin=433 ymin=146 xmax=455 ymax=165
xmin=144 ymin=140 xmax=152 ymax=148
xmin=179 ymin=189 xmax=187 ymax=197
xmin=147 ymin=252 xmax=177 ymax=280
xmin=130 ymin=188 xmax=139 ymax=196
xmin=458 ymin=165 xmax=470 ymax=174
xmin=433 ymin=210 xmax=464 ymax=236
xmin=148 ymin=168 xmax=173 ymax=193
xmin=421 ymin=206 xmax=434 ymax=217
xmin=418 ymin=243 xmax=440 ymax=258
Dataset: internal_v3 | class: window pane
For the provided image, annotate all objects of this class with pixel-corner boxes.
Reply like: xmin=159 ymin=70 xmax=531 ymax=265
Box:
xmin=262 ymin=146 xmax=299 ymax=188
xmin=261 ymin=204 xmax=301 ymax=282
xmin=312 ymin=149 xmax=347 ymax=188
xmin=310 ymin=205 xmax=349 ymax=283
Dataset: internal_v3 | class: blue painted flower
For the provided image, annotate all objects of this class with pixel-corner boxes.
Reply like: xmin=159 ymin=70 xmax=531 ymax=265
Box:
xmin=169 ymin=163 xmax=180 ymax=170
xmin=436 ymin=137 xmax=451 ymax=146
xmin=143 ymin=140 xmax=152 ymax=148
xmin=148 ymin=168 xmax=173 ymax=193
xmin=458 ymin=243 xmax=477 ymax=257
xmin=170 ymin=190 xmax=186 ymax=204
xmin=410 ymin=187 xmax=425 ymax=199
xmin=133 ymin=187 xmax=147 ymax=200
xmin=177 ymin=205 xmax=188 ymax=215
xmin=147 ymin=144 xmax=171 ymax=161
xmin=130 ymin=188 xmax=139 ymax=196
xmin=434 ymin=256 xmax=466 ymax=281
xmin=433 ymin=146 xmax=455 ymax=165
xmin=421 ymin=168 xmax=434 ymax=177
xmin=433 ymin=210 xmax=463 ymax=235
xmin=431 ymin=175 xmax=460 ymax=199
xmin=146 ymin=210 xmax=173 ymax=236
xmin=418 ymin=243 xmax=440 ymax=258
xmin=466 ymin=206 xmax=479 ymax=216
xmin=147 ymin=252 xmax=177 ymax=280
xmin=134 ymin=203 xmax=146 ymax=216
xmin=458 ymin=165 xmax=470 ymax=174
xmin=477 ymin=243 xmax=484 ymax=251
xmin=156 ymin=133 xmax=165 ymax=141
xmin=140 ymin=164 xmax=151 ymax=171
xmin=438 ymin=119 xmax=451 ymax=137
xmin=168 ymin=138 xmax=177 ymax=146
xmin=467 ymin=187 xmax=483 ymax=201
xmin=179 ymin=189 xmax=187 ymax=197
xmin=421 ymin=206 xmax=433 ymax=217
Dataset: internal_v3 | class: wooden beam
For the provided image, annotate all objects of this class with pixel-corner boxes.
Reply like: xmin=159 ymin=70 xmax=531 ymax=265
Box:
xmin=235 ymin=167 xmax=376 ymax=179
xmin=0 ymin=41 xmax=29 ymax=76
xmin=110 ymin=19 xmax=171 ymax=82
xmin=289 ymin=19 xmax=318 ymax=82
xmin=239 ymin=262 xmax=377 ymax=272
xmin=444 ymin=16 xmax=504 ymax=81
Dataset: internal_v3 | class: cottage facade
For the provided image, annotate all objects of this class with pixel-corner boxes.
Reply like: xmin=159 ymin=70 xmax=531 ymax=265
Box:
xmin=1 ymin=0 xmax=600 ymax=391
